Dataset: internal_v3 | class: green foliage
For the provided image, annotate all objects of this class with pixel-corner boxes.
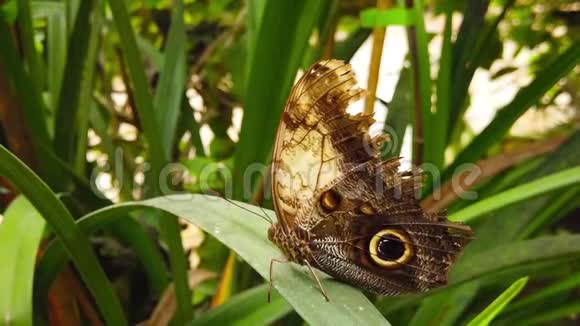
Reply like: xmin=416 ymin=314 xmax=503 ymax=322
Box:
xmin=0 ymin=197 xmax=45 ymax=326
xmin=0 ymin=145 xmax=127 ymax=325
xmin=466 ymin=277 xmax=528 ymax=326
xmin=450 ymin=165 xmax=580 ymax=223
xmin=0 ymin=0 xmax=17 ymax=23
xmin=0 ymin=0 xmax=578 ymax=324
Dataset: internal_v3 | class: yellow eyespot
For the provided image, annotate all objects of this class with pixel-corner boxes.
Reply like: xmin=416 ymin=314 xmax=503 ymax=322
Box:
xmin=320 ymin=190 xmax=340 ymax=212
xmin=359 ymin=203 xmax=376 ymax=215
xmin=369 ymin=229 xmax=413 ymax=268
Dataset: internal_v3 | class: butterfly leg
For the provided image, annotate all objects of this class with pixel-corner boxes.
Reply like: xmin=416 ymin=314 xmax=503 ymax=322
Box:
xmin=268 ymin=257 xmax=288 ymax=302
xmin=304 ymin=260 xmax=330 ymax=302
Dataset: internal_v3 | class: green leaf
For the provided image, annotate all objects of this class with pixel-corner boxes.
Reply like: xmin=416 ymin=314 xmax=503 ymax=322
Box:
xmin=451 ymin=234 xmax=580 ymax=285
xmin=449 ymin=165 xmax=580 ymax=223
xmin=419 ymin=130 xmax=580 ymax=324
xmin=0 ymin=196 xmax=45 ymax=326
xmin=234 ymin=0 xmax=325 ymax=200
xmin=158 ymin=209 xmax=191 ymax=323
xmin=53 ymin=0 xmax=102 ymax=175
xmin=332 ymin=28 xmax=371 ymax=62
xmin=407 ymin=0 xmax=433 ymax=165
xmin=107 ymin=0 xmax=190 ymax=321
xmin=0 ymin=22 xmax=60 ymax=188
xmin=448 ymin=0 xmax=513 ymax=136
xmin=517 ymin=184 xmax=580 ymax=239
xmin=432 ymin=10 xmax=453 ymax=169
xmin=0 ymin=0 xmax=18 ymax=23
xmin=136 ymin=34 xmax=164 ymax=71
xmin=383 ymin=66 xmax=412 ymax=158
xmin=360 ymin=8 xmax=416 ymax=27
xmin=65 ymin=0 xmax=81 ymax=34
xmin=16 ymin=0 xmax=43 ymax=90
xmin=245 ymin=0 xmax=266 ymax=79
xmin=466 ymin=277 xmax=528 ymax=326
xmin=444 ymin=42 xmax=580 ymax=182
xmin=106 ymin=0 xmax=167 ymax=177
xmin=35 ymin=213 xmax=169 ymax=301
xmin=44 ymin=2 xmax=67 ymax=111
xmin=190 ymin=284 xmax=292 ymax=326
xmin=409 ymin=283 xmax=479 ymax=326
xmin=153 ymin=0 xmax=187 ymax=156
xmin=509 ymin=302 xmax=580 ymax=326
xmin=0 ymin=145 xmax=127 ymax=325
xmin=448 ymin=0 xmax=490 ymax=133
xmin=501 ymin=271 xmax=580 ymax=316
xmin=81 ymin=195 xmax=390 ymax=325
xmin=471 ymin=130 xmax=580 ymax=247
xmin=105 ymin=218 xmax=169 ymax=295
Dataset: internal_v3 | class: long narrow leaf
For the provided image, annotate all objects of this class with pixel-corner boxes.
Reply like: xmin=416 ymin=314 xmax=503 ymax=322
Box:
xmin=449 ymin=165 xmax=580 ymax=223
xmin=518 ymin=185 xmax=580 ymax=239
xmin=68 ymin=197 xmax=390 ymax=325
xmin=466 ymin=277 xmax=528 ymax=326
xmin=448 ymin=0 xmax=490 ymax=132
xmin=509 ymin=302 xmax=580 ymax=326
xmin=432 ymin=10 xmax=452 ymax=169
xmin=16 ymin=0 xmax=43 ymax=89
xmin=420 ymin=130 xmax=580 ymax=323
xmin=36 ymin=207 xmax=169 ymax=301
xmin=136 ymin=34 xmax=163 ymax=71
xmin=0 ymin=22 xmax=60 ymax=189
xmin=449 ymin=0 xmax=513 ymax=136
xmin=333 ymin=28 xmax=372 ymax=61
xmin=0 ymin=196 xmax=45 ymax=326
xmin=45 ymin=2 xmax=67 ymax=111
xmin=0 ymin=145 xmax=127 ymax=325
xmin=451 ymin=234 xmax=580 ymax=285
xmin=443 ymin=42 xmax=580 ymax=182
xmin=106 ymin=0 xmax=167 ymax=175
xmin=106 ymin=1 xmax=191 ymax=321
xmin=409 ymin=0 xmax=433 ymax=165
xmin=501 ymin=271 xmax=580 ymax=315
xmin=54 ymin=0 xmax=101 ymax=174
xmin=233 ymin=0 xmax=325 ymax=200
xmin=408 ymin=283 xmax=479 ymax=326
xmin=153 ymin=0 xmax=187 ymax=156
xmin=190 ymin=284 xmax=292 ymax=326
xmin=383 ymin=67 xmax=412 ymax=158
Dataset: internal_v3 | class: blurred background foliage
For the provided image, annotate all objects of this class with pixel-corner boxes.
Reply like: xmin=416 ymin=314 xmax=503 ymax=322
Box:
xmin=0 ymin=0 xmax=579 ymax=324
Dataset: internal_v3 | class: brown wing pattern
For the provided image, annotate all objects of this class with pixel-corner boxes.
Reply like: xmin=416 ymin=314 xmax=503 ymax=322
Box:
xmin=307 ymin=165 xmax=472 ymax=294
xmin=271 ymin=60 xmax=386 ymax=231
xmin=269 ymin=59 xmax=472 ymax=295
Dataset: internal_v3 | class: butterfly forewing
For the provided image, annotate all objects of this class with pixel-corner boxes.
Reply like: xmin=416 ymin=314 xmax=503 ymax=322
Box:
xmin=272 ymin=60 xmax=377 ymax=231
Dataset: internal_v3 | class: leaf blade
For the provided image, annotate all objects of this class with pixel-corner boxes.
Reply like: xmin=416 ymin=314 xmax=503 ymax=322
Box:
xmin=449 ymin=165 xmax=580 ymax=223
xmin=0 ymin=196 xmax=46 ymax=326
xmin=233 ymin=0 xmax=326 ymax=200
xmin=153 ymin=0 xmax=187 ymax=156
xmin=466 ymin=277 xmax=528 ymax=326
xmin=0 ymin=145 xmax=127 ymax=325
xmin=78 ymin=196 xmax=390 ymax=325
xmin=444 ymin=42 xmax=580 ymax=182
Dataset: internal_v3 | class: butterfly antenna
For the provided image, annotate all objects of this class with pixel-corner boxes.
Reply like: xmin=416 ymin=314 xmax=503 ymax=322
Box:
xmin=206 ymin=189 xmax=273 ymax=225
xmin=258 ymin=205 xmax=274 ymax=224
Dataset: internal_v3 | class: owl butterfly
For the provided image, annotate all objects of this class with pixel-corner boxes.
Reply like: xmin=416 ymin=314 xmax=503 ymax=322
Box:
xmin=267 ymin=59 xmax=472 ymax=299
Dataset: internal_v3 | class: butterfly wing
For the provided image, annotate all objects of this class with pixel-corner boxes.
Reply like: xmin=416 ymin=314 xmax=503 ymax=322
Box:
xmin=271 ymin=59 xmax=383 ymax=232
xmin=307 ymin=164 xmax=472 ymax=295
xmin=270 ymin=59 xmax=472 ymax=295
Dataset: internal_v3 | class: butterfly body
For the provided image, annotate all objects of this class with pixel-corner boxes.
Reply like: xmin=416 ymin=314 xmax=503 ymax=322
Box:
xmin=269 ymin=59 xmax=471 ymax=296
